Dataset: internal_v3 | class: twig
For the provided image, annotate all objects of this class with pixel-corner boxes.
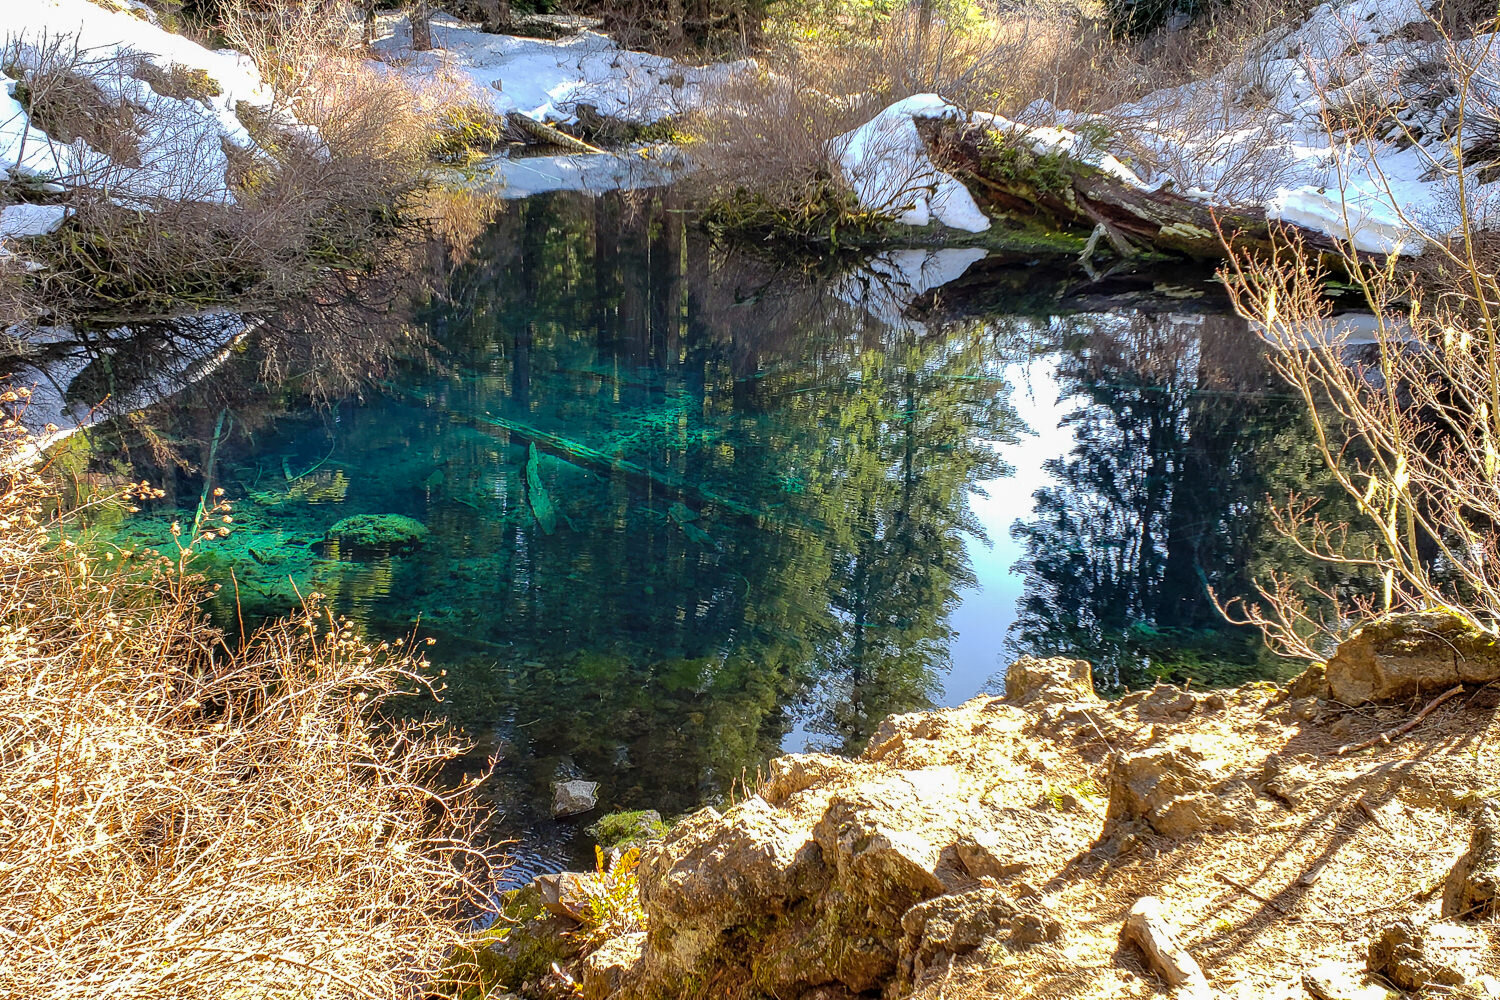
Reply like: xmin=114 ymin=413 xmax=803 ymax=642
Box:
xmin=1214 ymin=871 xmax=1289 ymax=913
xmin=1335 ymin=685 xmax=1465 ymax=756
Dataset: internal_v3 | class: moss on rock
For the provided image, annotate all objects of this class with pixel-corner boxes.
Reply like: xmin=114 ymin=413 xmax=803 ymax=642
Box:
xmin=587 ymin=809 xmax=669 ymax=851
xmin=323 ymin=513 xmax=429 ymax=553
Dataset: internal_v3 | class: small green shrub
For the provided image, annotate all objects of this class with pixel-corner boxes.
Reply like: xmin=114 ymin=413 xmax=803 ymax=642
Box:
xmin=430 ymin=101 xmax=508 ymax=164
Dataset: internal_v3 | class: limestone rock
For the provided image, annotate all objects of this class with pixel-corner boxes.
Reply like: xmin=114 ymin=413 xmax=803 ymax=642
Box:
xmin=761 ymin=753 xmax=853 ymax=807
xmin=1003 ymin=655 xmax=1099 ymax=706
xmin=552 ymin=779 xmax=600 ymax=818
xmin=1367 ymin=917 xmax=1487 ymax=989
xmin=896 ymin=887 xmax=1061 ymax=991
xmin=811 ymin=770 xmax=971 ymax=907
xmin=1324 ymin=611 xmax=1500 ymax=706
xmin=864 ymin=711 xmax=948 ymax=758
xmin=579 ymin=931 xmax=645 ymax=1000
xmin=952 ymin=810 xmax=1088 ymax=881
xmin=1302 ymin=961 xmax=1396 ymax=1000
xmin=1444 ymin=799 xmax=1500 ymax=919
xmin=532 ymin=872 xmax=591 ymax=922
xmin=1136 ymin=683 xmax=1197 ymax=719
xmin=1287 ymin=662 xmax=1332 ymax=700
xmin=637 ymin=798 xmax=823 ymax=984
xmin=1121 ymin=896 xmax=1210 ymax=994
xmin=1105 ymin=743 xmax=1256 ymax=837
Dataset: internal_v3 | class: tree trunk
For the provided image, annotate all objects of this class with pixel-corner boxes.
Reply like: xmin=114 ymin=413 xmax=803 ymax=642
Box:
xmin=410 ymin=0 xmax=432 ymax=50
xmin=918 ymin=117 xmax=1350 ymax=263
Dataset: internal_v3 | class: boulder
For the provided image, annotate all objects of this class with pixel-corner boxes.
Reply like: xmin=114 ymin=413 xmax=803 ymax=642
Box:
xmin=1003 ymin=655 xmax=1098 ymax=706
xmin=952 ymin=810 xmax=1088 ymax=881
xmin=1105 ymin=743 xmax=1256 ymax=837
xmin=1443 ymin=799 xmax=1500 ymax=919
xmin=1324 ymin=611 xmax=1500 ymax=706
xmin=580 ymin=931 xmax=645 ymax=1000
xmin=761 ymin=753 xmax=854 ymax=806
xmin=1366 ymin=917 xmax=1487 ymax=989
xmin=531 ymin=872 xmax=592 ymax=922
xmin=552 ymin=779 xmax=600 ymax=818
xmin=896 ymin=887 xmax=1062 ymax=991
xmin=1135 ymin=683 xmax=1197 ymax=719
xmin=637 ymin=798 xmax=824 ymax=984
xmin=585 ymin=810 xmax=668 ymax=851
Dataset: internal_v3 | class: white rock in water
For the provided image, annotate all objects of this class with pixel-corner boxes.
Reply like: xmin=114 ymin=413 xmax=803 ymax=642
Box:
xmin=553 ymin=779 xmax=600 ymax=817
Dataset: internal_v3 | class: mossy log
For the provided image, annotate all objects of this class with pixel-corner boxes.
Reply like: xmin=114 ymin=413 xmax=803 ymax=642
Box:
xmin=918 ymin=118 xmax=1347 ymax=263
xmin=506 ymin=112 xmax=606 ymax=154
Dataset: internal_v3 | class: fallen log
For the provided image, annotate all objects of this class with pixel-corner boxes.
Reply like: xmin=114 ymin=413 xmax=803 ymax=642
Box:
xmin=507 ymin=112 xmax=606 ymax=154
xmin=917 ymin=117 xmax=1348 ymax=263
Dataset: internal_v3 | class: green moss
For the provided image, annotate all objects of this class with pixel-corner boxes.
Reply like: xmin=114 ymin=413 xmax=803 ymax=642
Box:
xmin=587 ymin=809 xmax=669 ymax=850
xmin=324 ymin=513 xmax=429 ymax=552
xmin=976 ymin=134 xmax=1076 ymax=197
xmin=434 ymin=885 xmax=580 ymax=998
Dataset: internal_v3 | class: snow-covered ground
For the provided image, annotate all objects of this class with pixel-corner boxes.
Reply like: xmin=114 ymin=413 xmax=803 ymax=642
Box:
xmin=371 ymin=13 xmax=740 ymax=127
xmin=837 ymin=0 xmax=1500 ymax=254
xmin=0 ymin=0 xmax=275 ymax=212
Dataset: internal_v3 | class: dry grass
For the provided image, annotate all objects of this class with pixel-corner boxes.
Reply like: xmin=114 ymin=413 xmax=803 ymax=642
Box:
xmin=0 ymin=394 xmax=494 ymax=1000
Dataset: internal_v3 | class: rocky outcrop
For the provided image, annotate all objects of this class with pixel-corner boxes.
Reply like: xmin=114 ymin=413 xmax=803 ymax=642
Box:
xmin=1444 ymin=799 xmax=1500 ymax=919
xmin=1002 ymin=655 xmax=1098 ymax=706
xmin=1366 ymin=917 xmax=1488 ymax=990
xmin=1104 ymin=738 xmax=1258 ymax=837
xmin=1323 ymin=611 xmax=1500 ymax=706
xmin=465 ymin=649 xmax=1500 ymax=1000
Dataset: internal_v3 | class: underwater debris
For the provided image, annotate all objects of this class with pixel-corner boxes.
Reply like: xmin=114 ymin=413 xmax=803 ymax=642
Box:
xmin=526 ymin=443 xmax=558 ymax=535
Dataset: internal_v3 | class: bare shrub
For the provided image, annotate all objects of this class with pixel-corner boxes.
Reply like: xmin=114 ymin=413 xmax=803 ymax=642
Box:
xmin=0 ymin=393 xmax=493 ymax=1000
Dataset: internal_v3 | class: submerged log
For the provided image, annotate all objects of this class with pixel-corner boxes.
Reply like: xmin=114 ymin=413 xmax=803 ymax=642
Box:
xmin=917 ymin=117 xmax=1346 ymax=263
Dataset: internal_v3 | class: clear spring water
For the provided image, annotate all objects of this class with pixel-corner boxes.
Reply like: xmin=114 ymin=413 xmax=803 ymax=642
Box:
xmin=33 ymin=189 xmax=1333 ymax=878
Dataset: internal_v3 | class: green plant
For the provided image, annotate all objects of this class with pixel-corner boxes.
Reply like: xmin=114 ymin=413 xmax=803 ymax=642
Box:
xmin=579 ymin=845 xmax=647 ymax=943
xmin=430 ymin=100 xmax=508 ymax=164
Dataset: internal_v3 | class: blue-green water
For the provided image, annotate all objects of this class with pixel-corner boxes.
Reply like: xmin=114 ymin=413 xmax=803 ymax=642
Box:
xmin=23 ymin=189 xmax=1336 ymax=877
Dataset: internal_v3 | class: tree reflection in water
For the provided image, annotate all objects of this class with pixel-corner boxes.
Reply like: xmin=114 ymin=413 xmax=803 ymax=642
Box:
xmin=25 ymin=189 xmax=1350 ymax=872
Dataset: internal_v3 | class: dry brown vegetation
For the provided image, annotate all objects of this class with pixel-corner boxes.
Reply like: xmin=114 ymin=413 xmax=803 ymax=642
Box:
xmin=687 ymin=0 xmax=1325 ymax=233
xmin=0 ymin=395 xmax=494 ymax=999
xmin=0 ymin=1 xmax=501 ymax=327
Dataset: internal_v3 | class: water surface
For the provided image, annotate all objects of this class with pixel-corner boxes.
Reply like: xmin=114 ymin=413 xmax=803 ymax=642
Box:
xmin=20 ymin=189 xmax=1336 ymax=876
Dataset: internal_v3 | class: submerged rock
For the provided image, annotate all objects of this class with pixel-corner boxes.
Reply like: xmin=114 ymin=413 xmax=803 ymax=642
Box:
xmin=322 ymin=513 xmax=428 ymax=554
xmin=1324 ymin=611 xmax=1500 ymax=706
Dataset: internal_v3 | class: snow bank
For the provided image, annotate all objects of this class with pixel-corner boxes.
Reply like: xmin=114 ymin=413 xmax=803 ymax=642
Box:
xmin=0 ymin=0 xmax=274 ymax=214
xmin=372 ymin=13 xmax=740 ymax=126
xmin=832 ymin=95 xmax=991 ymax=232
xmin=836 ymin=0 xmax=1500 ymax=254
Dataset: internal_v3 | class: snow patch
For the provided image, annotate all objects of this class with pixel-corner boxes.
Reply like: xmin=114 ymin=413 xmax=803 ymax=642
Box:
xmin=372 ymin=13 xmax=741 ymax=126
xmin=832 ymin=95 xmax=990 ymax=232
xmin=0 ymin=203 xmax=68 ymax=237
xmin=0 ymin=0 xmax=275 ymax=204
